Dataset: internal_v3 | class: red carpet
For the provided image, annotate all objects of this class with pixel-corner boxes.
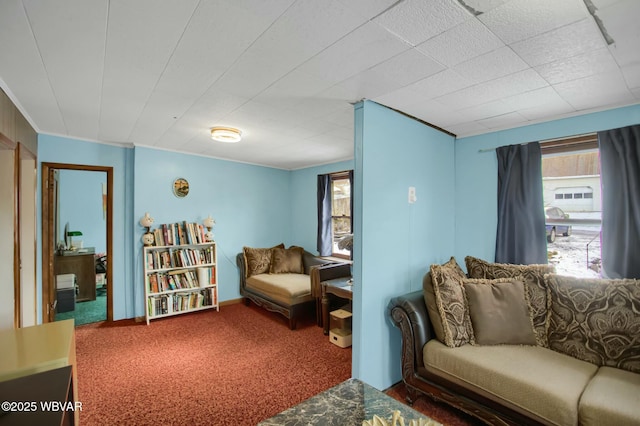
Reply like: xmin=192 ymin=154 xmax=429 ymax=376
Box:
xmin=75 ymin=303 xmax=350 ymax=425
xmin=75 ymin=302 xmax=479 ymax=425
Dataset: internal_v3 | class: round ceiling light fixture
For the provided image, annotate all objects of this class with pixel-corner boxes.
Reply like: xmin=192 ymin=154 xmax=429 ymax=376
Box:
xmin=210 ymin=126 xmax=242 ymax=143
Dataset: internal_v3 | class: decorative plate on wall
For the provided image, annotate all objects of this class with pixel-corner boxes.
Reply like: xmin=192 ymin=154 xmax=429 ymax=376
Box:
xmin=173 ymin=177 xmax=189 ymax=198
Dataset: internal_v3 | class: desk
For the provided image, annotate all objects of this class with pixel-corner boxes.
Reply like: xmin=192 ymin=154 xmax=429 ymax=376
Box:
xmin=321 ymin=277 xmax=353 ymax=335
xmin=258 ymin=378 xmax=437 ymax=425
xmin=0 ymin=320 xmax=78 ymax=425
xmin=55 ymin=252 xmax=96 ymax=302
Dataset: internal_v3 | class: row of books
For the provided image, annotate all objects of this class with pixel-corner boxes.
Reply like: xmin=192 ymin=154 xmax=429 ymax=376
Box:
xmin=152 ymin=222 xmax=207 ymax=246
xmin=147 ymin=267 xmax=216 ymax=293
xmin=148 ymin=288 xmax=215 ymax=316
xmin=145 ymin=246 xmax=214 ymax=270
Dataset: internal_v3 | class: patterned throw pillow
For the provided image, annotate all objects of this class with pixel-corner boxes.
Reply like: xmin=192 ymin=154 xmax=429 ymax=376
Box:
xmin=465 ymin=256 xmax=555 ymax=347
xmin=243 ymin=244 xmax=285 ymax=277
xmin=270 ymin=246 xmax=304 ymax=274
xmin=546 ymin=274 xmax=640 ymax=374
xmin=429 ymin=257 xmax=474 ymax=348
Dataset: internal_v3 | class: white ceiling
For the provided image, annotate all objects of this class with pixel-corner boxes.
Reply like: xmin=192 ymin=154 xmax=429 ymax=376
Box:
xmin=1 ymin=0 xmax=638 ymax=170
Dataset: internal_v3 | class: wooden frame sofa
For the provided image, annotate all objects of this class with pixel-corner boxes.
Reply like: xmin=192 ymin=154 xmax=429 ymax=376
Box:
xmin=388 ymin=256 xmax=640 ymax=426
xmin=237 ymin=244 xmax=349 ymax=329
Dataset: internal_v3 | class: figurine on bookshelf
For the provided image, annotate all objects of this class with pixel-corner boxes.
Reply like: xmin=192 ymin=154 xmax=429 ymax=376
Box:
xmin=203 ymin=215 xmax=216 ymax=242
xmin=140 ymin=212 xmax=155 ymax=246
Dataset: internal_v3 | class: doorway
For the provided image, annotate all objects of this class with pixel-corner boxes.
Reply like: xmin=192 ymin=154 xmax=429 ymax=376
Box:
xmin=42 ymin=163 xmax=113 ymax=324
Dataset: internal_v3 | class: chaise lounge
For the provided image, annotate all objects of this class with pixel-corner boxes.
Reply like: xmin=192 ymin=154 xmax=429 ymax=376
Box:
xmin=237 ymin=244 xmax=350 ymax=329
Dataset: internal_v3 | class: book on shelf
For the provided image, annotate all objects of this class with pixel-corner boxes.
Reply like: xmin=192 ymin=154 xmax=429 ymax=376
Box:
xmin=196 ymin=267 xmax=216 ymax=287
xmin=148 ymin=221 xmax=209 ymax=246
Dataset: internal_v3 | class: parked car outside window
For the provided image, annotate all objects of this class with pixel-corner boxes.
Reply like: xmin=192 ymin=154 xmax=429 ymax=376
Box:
xmin=545 ymin=206 xmax=572 ymax=243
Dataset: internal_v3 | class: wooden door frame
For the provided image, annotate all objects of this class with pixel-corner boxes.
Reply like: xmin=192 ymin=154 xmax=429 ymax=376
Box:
xmin=41 ymin=162 xmax=113 ymax=323
xmin=15 ymin=143 xmax=37 ymax=327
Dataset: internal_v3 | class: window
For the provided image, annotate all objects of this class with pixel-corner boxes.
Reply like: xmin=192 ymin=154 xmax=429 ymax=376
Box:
xmin=330 ymin=172 xmax=352 ymax=258
xmin=541 ymin=134 xmax=602 ymax=278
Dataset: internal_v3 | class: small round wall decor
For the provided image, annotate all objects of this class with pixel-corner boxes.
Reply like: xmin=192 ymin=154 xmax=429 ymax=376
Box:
xmin=173 ymin=177 xmax=189 ymax=198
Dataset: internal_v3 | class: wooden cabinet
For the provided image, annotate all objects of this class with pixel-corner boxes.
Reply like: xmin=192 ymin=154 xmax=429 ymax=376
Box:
xmin=55 ymin=253 xmax=96 ymax=302
xmin=0 ymin=319 xmax=78 ymax=424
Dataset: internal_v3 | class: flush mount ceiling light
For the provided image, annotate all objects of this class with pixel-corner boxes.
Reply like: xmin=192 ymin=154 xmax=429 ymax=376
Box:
xmin=210 ymin=126 xmax=242 ymax=143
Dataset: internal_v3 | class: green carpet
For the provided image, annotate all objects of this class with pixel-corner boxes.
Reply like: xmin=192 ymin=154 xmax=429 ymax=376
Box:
xmin=56 ymin=293 xmax=107 ymax=326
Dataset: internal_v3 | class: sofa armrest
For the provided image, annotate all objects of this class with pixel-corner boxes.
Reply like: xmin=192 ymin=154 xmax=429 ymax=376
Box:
xmin=310 ymin=262 xmax=351 ymax=298
xmin=388 ymin=290 xmax=434 ymax=378
xmin=302 ymin=251 xmax=332 ymax=275
xmin=236 ymin=253 xmax=247 ymax=290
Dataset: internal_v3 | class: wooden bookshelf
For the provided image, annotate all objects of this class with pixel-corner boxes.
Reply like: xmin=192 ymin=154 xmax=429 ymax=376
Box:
xmin=143 ymin=234 xmax=218 ymax=324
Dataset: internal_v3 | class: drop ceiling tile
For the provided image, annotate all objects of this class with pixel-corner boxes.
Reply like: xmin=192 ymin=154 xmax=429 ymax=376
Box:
xmin=126 ymin=0 xmax=294 ymax=145
xmin=335 ymin=50 xmax=445 ymax=101
xmin=464 ymin=0 xmax=510 ymax=13
xmin=24 ymin=0 xmax=109 ymax=140
xmin=373 ymin=0 xmax=470 ymax=46
xmin=477 ymin=111 xmax=528 ymax=129
xmin=501 ymin=86 xmax=566 ymax=110
xmin=0 ymin=0 xmax=65 ymax=133
xmin=510 ymin=18 xmax=606 ymax=67
xmin=535 ymin=48 xmax=620 ymax=85
xmin=447 ymin=120 xmax=490 ymax=136
xmin=453 ymin=46 xmax=529 ymax=84
xmin=621 ymin=63 xmax=640 ymax=90
xmin=479 ymin=0 xmax=589 ymax=44
xmin=554 ymin=70 xmax=635 ymax=110
xmin=367 ymin=49 xmax=446 ymax=88
xmin=399 ymin=100 xmax=457 ymax=127
xmin=416 ymin=18 xmax=504 ymax=67
xmin=336 ymin=0 xmax=399 ymax=20
xmin=296 ymin=21 xmax=409 ymax=86
xmin=517 ymin=98 xmax=575 ymax=121
xmin=599 ymin=0 xmax=640 ymax=67
xmin=213 ymin=0 xmax=367 ymax=99
xmin=254 ymin=70 xmax=334 ymax=109
xmin=100 ymin=0 xmax=200 ymax=143
xmin=324 ymin=105 xmax=355 ymax=127
xmin=455 ymin=99 xmax=515 ymax=122
xmin=375 ymin=69 xmax=473 ymax=107
xmin=436 ymin=69 xmax=549 ymax=109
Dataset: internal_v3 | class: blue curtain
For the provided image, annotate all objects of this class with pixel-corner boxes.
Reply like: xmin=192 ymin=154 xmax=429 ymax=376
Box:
xmin=317 ymin=174 xmax=332 ymax=256
xmin=598 ymin=124 xmax=640 ymax=279
xmin=495 ymin=142 xmax=547 ymax=265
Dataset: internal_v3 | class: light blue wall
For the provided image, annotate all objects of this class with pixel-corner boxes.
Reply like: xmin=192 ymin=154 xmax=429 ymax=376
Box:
xmin=289 ymin=160 xmax=354 ymax=252
xmin=58 ymin=170 xmax=107 ymax=253
xmin=454 ymin=104 xmax=640 ymax=265
xmin=353 ymin=100 xmax=456 ymax=390
xmin=38 ymin=135 xmax=133 ymax=321
xmin=133 ymin=146 xmax=292 ymax=317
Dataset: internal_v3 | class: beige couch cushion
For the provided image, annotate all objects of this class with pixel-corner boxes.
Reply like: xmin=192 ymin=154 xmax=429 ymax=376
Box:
xmin=465 ymin=256 xmax=555 ymax=347
xmin=463 ymin=277 xmax=537 ymax=346
xmin=246 ymin=273 xmax=313 ymax=306
xmin=579 ymin=366 xmax=640 ymax=426
xmin=423 ymin=339 xmax=598 ymax=426
xmin=546 ymin=274 xmax=640 ymax=374
xmin=429 ymin=257 xmax=473 ymax=348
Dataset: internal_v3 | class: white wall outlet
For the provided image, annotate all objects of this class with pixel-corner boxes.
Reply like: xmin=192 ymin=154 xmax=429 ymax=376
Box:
xmin=408 ymin=186 xmax=417 ymax=204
